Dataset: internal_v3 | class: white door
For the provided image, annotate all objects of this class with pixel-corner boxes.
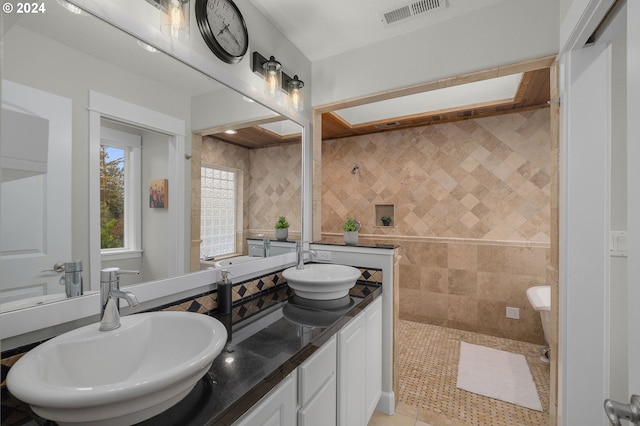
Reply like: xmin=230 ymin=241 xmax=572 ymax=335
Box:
xmin=561 ymin=1 xmax=639 ymax=424
xmin=0 ymin=80 xmax=72 ymax=303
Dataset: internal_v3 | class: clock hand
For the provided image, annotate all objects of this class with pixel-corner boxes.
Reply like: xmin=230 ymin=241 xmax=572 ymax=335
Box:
xmin=217 ymin=22 xmax=229 ymax=37
xmin=222 ymin=25 xmax=242 ymax=48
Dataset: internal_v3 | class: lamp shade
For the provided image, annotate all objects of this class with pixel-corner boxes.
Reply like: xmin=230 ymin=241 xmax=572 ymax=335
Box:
xmin=263 ymin=56 xmax=282 ymax=99
xmin=161 ymin=0 xmax=189 ymax=40
xmin=288 ymin=75 xmax=304 ymax=112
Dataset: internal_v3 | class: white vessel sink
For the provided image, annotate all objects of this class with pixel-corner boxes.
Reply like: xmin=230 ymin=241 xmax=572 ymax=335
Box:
xmin=6 ymin=311 xmax=227 ymax=426
xmin=283 ymin=264 xmax=361 ymax=300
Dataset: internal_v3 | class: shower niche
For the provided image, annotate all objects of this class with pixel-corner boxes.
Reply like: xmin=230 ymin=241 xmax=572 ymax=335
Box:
xmin=375 ymin=204 xmax=395 ymax=227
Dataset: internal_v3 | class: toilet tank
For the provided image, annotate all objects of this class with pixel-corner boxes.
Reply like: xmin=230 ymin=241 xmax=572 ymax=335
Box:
xmin=526 ymin=286 xmax=550 ymax=311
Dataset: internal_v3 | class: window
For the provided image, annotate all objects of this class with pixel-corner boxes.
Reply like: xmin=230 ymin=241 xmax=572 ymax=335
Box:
xmin=100 ymin=145 xmax=125 ymax=248
xmin=200 ymin=166 xmax=236 ymax=258
xmin=100 ymin=126 xmax=141 ymax=255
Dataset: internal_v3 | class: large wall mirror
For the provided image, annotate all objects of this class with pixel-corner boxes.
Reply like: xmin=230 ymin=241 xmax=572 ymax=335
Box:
xmin=0 ymin=1 xmax=302 ymax=314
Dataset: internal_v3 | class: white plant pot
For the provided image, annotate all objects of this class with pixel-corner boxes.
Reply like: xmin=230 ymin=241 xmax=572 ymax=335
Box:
xmin=275 ymin=228 xmax=288 ymax=241
xmin=343 ymin=231 xmax=359 ymax=246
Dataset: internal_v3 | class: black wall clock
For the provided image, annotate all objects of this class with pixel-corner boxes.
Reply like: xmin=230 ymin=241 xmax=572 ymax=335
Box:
xmin=195 ymin=0 xmax=249 ymax=64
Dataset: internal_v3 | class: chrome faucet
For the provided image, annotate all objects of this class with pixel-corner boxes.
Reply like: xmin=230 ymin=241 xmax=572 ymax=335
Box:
xmin=55 ymin=260 xmax=84 ymax=298
xmin=295 ymin=241 xmax=317 ymax=269
xmin=263 ymin=238 xmax=271 ymax=257
xmin=99 ymin=267 xmax=140 ymax=331
xmin=250 ymin=238 xmax=271 ymax=257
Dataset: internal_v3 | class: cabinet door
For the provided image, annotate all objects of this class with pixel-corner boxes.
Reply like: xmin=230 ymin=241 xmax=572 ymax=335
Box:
xmin=337 ymin=311 xmax=366 ymax=426
xmin=234 ymin=372 xmax=297 ymax=426
xmin=299 ymin=335 xmax=337 ymax=407
xmin=298 ymin=374 xmax=337 ymax=426
xmin=365 ymin=297 xmax=382 ymax=420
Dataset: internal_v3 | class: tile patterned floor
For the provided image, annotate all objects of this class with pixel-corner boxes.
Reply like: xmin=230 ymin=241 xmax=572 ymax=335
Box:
xmin=370 ymin=320 xmax=550 ymax=426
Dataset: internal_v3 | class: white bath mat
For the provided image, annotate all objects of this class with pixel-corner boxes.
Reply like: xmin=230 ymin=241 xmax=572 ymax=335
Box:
xmin=456 ymin=342 xmax=543 ymax=411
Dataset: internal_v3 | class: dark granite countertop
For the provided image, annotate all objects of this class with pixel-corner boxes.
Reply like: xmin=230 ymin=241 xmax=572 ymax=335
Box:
xmin=246 ymin=238 xmax=398 ymax=250
xmin=312 ymin=241 xmax=399 ymax=250
xmin=7 ymin=282 xmax=381 ymax=426
xmin=142 ymin=282 xmax=381 ymax=426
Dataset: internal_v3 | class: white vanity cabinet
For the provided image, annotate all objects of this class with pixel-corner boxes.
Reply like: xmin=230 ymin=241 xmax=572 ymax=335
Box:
xmin=234 ymin=371 xmax=298 ymax=426
xmin=297 ymin=335 xmax=337 ymax=425
xmin=233 ymin=296 xmax=382 ymax=426
xmin=364 ymin=297 xmax=382 ymax=420
xmin=337 ymin=297 xmax=382 ymax=426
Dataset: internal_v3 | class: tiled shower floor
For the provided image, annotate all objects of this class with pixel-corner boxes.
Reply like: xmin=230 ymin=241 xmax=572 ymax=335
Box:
xmin=370 ymin=320 xmax=550 ymax=426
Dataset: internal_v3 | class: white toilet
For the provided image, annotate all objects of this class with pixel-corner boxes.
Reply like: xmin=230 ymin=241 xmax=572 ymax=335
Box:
xmin=526 ymin=285 xmax=551 ymax=362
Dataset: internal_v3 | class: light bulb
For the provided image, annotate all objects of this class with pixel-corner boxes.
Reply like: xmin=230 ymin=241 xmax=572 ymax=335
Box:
xmin=266 ymin=71 xmax=279 ymax=97
xmin=290 ymin=89 xmax=301 ymax=111
xmin=262 ymin=56 xmax=282 ymax=99
xmin=287 ymin=75 xmax=304 ymax=112
xmin=168 ymin=0 xmax=184 ymax=39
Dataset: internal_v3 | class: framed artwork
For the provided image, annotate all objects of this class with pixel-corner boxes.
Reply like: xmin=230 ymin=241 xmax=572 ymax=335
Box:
xmin=149 ymin=179 xmax=168 ymax=208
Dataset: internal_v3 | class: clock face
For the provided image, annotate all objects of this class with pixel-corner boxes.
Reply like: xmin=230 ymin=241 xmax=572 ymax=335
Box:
xmin=195 ymin=0 xmax=249 ymax=64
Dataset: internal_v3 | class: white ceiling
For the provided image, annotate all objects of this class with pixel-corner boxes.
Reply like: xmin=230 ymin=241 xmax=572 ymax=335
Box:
xmin=249 ymin=0 xmax=519 ymax=124
xmin=249 ymin=0 xmax=509 ymax=62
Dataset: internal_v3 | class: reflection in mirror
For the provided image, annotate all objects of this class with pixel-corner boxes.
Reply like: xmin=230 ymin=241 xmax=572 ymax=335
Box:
xmin=190 ymin=103 xmax=302 ymax=272
xmin=1 ymin=80 xmax=73 ymax=311
xmin=1 ymin=2 xmax=302 ymax=313
xmin=98 ymin=119 xmax=174 ymax=286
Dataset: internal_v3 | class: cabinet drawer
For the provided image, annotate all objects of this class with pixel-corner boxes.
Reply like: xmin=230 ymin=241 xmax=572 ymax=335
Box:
xmin=233 ymin=372 xmax=297 ymax=426
xmin=299 ymin=335 xmax=337 ymax=406
xmin=298 ymin=373 xmax=337 ymax=426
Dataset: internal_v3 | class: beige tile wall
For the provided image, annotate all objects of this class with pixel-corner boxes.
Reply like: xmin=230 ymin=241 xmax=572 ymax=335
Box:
xmin=321 ymin=109 xmax=551 ymax=344
xmin=248 ymin=144 xmax=302 ymax=237
xmin=200 ymin=136 xmax=251 ymax=255
xmin=191 ymin=137 xmax=302 ymax=265
xmin=398 ymin=240 xmax=547 ymax=344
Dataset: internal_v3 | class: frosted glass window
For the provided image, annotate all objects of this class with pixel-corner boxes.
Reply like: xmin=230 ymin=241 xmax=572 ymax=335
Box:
xmin=200 ymin=166 xmax=236 ymax=258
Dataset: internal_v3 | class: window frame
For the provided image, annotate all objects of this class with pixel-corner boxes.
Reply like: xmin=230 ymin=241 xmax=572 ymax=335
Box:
xmin=100 ymin=126 xmax=142 ymax=260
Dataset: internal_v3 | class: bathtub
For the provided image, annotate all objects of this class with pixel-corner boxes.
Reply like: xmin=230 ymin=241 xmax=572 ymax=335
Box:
xmin=200 ymin=255 xmax=259 ymax=269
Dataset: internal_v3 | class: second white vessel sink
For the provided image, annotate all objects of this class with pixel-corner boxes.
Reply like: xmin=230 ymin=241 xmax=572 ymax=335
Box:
xmin=6 ymin=311 xmax=227 ymax=425
xmin=283 ymin=263 xmax=361 ymax=300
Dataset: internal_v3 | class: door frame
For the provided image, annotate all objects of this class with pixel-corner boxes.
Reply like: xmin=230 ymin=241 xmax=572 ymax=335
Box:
xmin=558 ymin=0 xmax=640 ymax=423
xmin=559 ymin=40 xmax=612 ymax=426
xmin=626 ymin=0 xmax=639 ymax=396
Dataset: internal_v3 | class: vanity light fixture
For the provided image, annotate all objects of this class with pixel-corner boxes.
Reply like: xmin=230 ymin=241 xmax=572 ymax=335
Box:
xmin=252 ymin=51 xmax=304 ymax=111
xmin=261 ymin=56 xmax=282 ymax=99
xmin=160 ymin=0 xmax=190 ymax=40
xmin=287 ymin=75 xmax=304 ymax=112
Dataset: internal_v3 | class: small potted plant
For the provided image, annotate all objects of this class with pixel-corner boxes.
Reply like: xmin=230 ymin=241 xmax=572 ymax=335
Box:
xmin=381 ymin=215 xmax=392 ymax=226
xmin=274 ymin=216 xmax=289 ymax=241
xmin=343 ymin=217 xmax=361 ymax=246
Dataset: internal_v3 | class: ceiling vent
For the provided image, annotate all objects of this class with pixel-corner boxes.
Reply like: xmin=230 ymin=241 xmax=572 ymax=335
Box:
xmin=382 ymin=0 xmax=446 ymax=26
